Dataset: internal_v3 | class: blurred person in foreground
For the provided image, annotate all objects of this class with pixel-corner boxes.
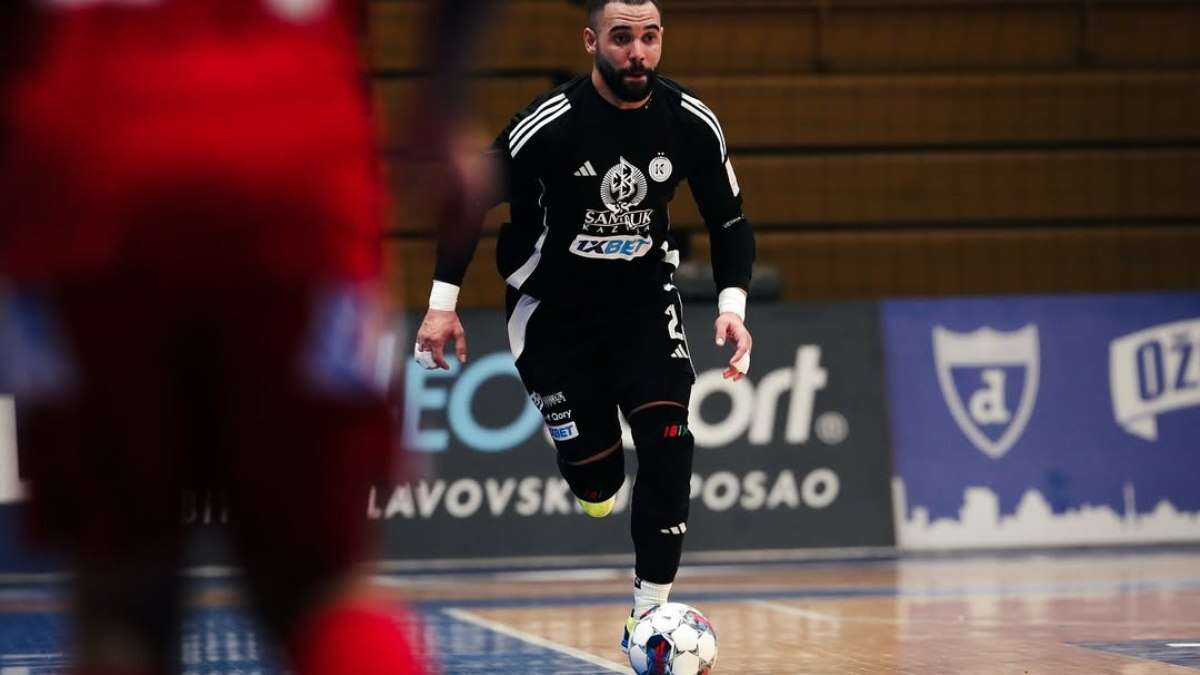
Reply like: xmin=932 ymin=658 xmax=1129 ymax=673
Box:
xmin=0 ymin=1 xmax=491 ymax=674
xmin=414 ymin=0 xmax=756 ymax=654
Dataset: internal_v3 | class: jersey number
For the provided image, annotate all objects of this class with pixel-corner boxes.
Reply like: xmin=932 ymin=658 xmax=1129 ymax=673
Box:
xmin=665 ymin=305 xmax=686 ymax=342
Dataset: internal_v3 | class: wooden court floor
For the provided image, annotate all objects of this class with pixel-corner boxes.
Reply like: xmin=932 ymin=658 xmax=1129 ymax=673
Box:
xmin=1 ymin=548 xmax=1198 ymax=674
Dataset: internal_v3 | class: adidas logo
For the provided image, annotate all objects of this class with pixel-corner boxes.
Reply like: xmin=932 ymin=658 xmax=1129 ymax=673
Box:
xmin=671 ymin=345 xmax=690 ymax=360
xmin=574 ymin=161 xmax=597 ymax=177
xmin=660 ymin=522 xmax=688 ymax=535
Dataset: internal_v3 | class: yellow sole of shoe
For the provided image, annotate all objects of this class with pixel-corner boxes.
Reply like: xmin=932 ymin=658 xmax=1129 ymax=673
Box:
xmin=578 ymin=496 xmax=616 ymax=518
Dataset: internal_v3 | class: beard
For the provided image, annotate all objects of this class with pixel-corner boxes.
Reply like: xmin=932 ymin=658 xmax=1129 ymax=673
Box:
xmin=596 ymin=53 xmax=657 ymax=103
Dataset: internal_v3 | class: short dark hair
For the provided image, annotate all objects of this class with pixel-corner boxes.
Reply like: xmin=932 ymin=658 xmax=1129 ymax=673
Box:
xmin=586 ymin=0 xmax=663 ymax=30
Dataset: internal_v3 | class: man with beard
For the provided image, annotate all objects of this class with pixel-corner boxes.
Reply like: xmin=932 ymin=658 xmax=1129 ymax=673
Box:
xmin=414 ymin=0 xmax=756 ymax=653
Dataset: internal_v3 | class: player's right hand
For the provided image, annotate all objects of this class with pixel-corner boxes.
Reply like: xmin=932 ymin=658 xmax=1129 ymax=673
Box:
xmin=414 ymin=309 xmax=468 ymax=370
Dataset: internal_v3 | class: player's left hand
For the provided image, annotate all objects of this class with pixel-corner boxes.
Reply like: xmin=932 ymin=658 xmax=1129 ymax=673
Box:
xmin=415 ymin=308 xmax=468 ymax=370
xmin=714 ymin=313 xmax=752 ymax=381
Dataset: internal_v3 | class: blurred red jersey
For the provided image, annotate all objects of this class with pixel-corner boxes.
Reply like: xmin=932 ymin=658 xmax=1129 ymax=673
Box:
xmin=0 ymin=0 xmax=380 ymax=283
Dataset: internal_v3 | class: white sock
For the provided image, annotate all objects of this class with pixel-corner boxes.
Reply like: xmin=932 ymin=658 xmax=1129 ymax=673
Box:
xmin=632 ymin=576 xmax=672 ymax=616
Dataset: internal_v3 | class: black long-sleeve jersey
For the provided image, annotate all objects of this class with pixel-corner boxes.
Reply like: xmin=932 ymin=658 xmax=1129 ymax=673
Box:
xmin=435 ymin=74 xmax=755 ymax=308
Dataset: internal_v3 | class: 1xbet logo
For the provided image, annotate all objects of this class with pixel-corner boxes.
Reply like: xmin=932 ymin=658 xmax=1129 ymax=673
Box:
xmin=569 ymin=235 xmax=653 ymax=261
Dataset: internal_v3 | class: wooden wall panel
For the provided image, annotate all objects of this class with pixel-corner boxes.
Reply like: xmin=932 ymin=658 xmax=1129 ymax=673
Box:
xmin=370 ymin=1 xmax=1200 ymax=74
xmin=824 ymin=5 xmax=1081 ymax=71
xmin=1090 ymin=3 xmax=1200 ymax=68
xmin=369 ymin=1 xmax=587 ymax=73
xmin=688 ymin=225 xmax=1200 ymax=302
xmin=373 ymin=77 xmax=552 ymax=149
xmin=386 ymin=225 xmax=1200 ymax=308
xmin=374 ymin=71 xmax=1200 ymax=151
xmin=668 ymin=149 xmax=1200 ymax=227
xmin=677 ymin=71 xmax=1200 ymax=148
xmin=385 ymin=149 xmax=1200 ymax=234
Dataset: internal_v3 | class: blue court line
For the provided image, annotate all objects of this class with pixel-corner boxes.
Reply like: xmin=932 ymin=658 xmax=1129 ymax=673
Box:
xmin=344 ymin=543 xmax=1200 ymax=579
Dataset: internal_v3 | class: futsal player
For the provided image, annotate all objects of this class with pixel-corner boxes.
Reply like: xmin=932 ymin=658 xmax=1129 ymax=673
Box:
xmin=414 ymin=0 xmax=755 ymax=652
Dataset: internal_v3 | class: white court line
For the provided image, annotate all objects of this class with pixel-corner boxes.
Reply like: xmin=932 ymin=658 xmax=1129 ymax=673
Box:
xmin=1168 ymin=643 xmax=1200 ymax=648
xmin=441 ymin=607 xmax=628 ymax=673
xmin=752 ymin=600 xmax=1200 ymax=628
xmin=752 ymin=600 xmax=924 ymax=625
xmin=750 ymin=602 xmax=843 ymax=622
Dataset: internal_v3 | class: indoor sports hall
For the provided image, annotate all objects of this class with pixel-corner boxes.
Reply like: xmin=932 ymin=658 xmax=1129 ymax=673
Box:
xmin=2 ymin=1 xmax=1199 ymax=673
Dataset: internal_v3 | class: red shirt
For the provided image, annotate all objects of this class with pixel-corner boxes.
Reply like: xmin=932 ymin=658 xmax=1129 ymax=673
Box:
xmin=1 ymin=0 xmax=380 ymax=283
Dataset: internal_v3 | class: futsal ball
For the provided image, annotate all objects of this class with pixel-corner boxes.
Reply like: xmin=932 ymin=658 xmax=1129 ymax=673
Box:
xmin=627 ymin=602 xmax=717 ymax=675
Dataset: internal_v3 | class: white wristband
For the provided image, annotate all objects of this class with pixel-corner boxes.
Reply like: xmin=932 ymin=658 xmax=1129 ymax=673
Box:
xmin=717 ymin=287 xmax=747 ymax=321
xmin=429 ymin=281 xmax=460 ymax=312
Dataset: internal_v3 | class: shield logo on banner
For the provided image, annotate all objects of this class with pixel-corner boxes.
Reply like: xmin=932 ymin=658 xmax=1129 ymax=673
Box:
xmin=933 ymin=325 xmax=1040 ymax=459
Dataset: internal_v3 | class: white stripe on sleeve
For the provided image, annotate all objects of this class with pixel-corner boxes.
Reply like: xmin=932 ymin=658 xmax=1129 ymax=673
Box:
xmin=511 ymin=104 xmax=571 ymax=157
xmin=509 ymin=94 xmax=566 ymax=145
xmin=681 ymin=100 xmax=726 ymax=161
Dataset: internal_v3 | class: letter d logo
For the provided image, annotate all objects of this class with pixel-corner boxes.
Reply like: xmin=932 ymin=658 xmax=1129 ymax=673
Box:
xmin=933 ymin=325 xmax=1040 ymax=459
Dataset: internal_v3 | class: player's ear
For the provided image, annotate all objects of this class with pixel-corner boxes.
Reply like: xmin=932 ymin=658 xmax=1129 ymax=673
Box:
xmin=584 ymin=26 xmax=598 ymax=55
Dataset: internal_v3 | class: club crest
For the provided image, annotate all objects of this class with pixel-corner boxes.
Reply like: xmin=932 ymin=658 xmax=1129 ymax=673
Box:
xmin=933 ymin=325 xmax=1040 ymax=459
xmin=648 ymin=156 xmax=673 ymax=183
xmin=601 ymin=157 xmax=648 ymax=214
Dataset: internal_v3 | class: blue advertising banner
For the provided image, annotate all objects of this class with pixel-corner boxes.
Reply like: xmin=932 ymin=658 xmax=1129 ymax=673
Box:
xmin=883 ymin=292 xmax=1200 ymax=549
xmin=378 ymin=302 xmax=894 ymax=564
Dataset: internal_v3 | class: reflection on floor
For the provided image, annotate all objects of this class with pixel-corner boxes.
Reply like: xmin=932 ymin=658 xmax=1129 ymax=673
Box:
xmin=2 ymin=549 xmax=1199 ymax=674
